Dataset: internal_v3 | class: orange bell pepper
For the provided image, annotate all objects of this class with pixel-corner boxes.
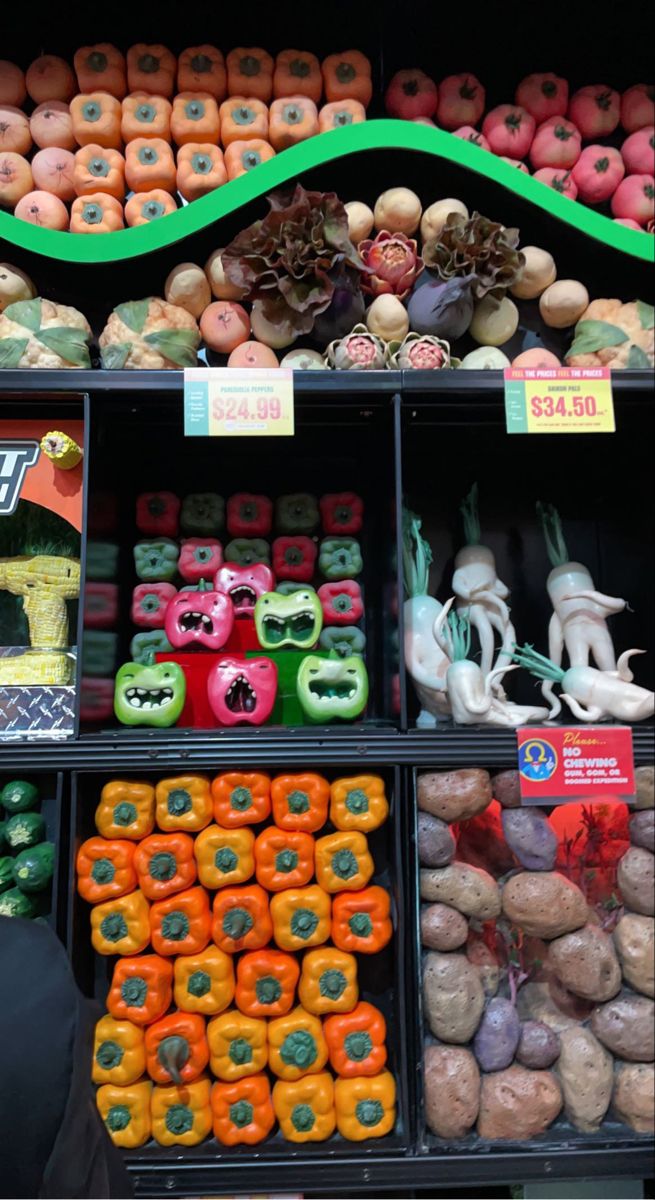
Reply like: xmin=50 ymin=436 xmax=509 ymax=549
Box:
xmin=273 ymin=50 xmax=322 ymax=103
xmin=156 ymin=775 xmax=213 ymax=832
xmin=95 ymin=779 xmax=155 ymax=840
xmin=254 ymin=826 xmax=314 ymax=891
xmin=321 ymin=51 xmax=372 ymax=107
xmin=314 ymin=830 xmax=374 ymax=893
xmin=70 ymin=91 xmax=122 ymax=149
xmin=211 ymin=1074 xmax=275 ymax=1145
xmin=76 ymin=836 xmax=136 ymax=903
xmin=323 ymin=1002 xmax=387 ymax=1077
xmin=219 ymin=96 xmax=269 ymax=146
xmin=107 ymin=955 xmax=173 ymax=1026
xmin=177 ymin=45 xmax=226 ymax=100
xmin=121 ymin=91 xmax=172 ymax=142
xmin=91 ymin=890 xmax=150 ymax=957
xmin=171 ymin=91 xmax=220 ymax=145
xmin=271 ymin=773 xmax=329 ymax=833
xmin=195 ymin=824 xmax=255 ymax=889
xmin=334 ymin=1070 xmax=396 ymax=1140
xmin=125 ymin=137 xmax=176 ymax=194
xmin=272 ymin=1071 xmax=335 ymax=1142
xmin=331 ymin=886 xmax=392 ymax=954
xmin=127 ymin=44 xmax=177 ymax=97
xmin=151 ymin=1075 xmax=212 ymax=1146
xmin=145 ymin=1011 xmax=209 ymax=1085
xmin=268 ymin=96 xmax=319 ymax=151
xmin=92 ymin=1014 xmax=146 ymax=1086
xmin=268 ymin=1005 xmax=328 ymax=1081
xmin=150 ymin=886 xmax=211 ymax=957
xmin=298 ymin=947 xmax=358 ymax=1015
xmin=174 ymin=945 xmax=235 ymax=1016
xmin=224 ymin=138 xmax=276 ymax=180
xmin=134 ymin=831 xmax=197 ymax=900
xmin=211 ymin=772 xmax=271 ymax=827
xmin=269 ymin=885 xmax=331 ymax=952
xmin=329 ymin=775 xmax=389 ymax=832
xmin=226 ymin=48 xmax=274 ymax=103
xmin=74 ymin=44 xmax=127 ymax=100
xmin=318 ymin=100 xmax=367 ymax=132
xmin=97 ymin=1080 xmax=152 ymax=1149
xmin=235 ymin=949 xmax=299 ymax=1018
xmin=211 ymin=884 xmax=272 ymax=954
xmin=207 ymin=1010 xmax=267 ymax=1081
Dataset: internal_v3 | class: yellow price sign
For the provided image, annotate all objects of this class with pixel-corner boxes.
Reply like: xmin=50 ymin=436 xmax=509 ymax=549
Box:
xmin=184 ymin=368 xmax=294 ymax=437
xmin=504 ymin=367 xmax=615 ymax=434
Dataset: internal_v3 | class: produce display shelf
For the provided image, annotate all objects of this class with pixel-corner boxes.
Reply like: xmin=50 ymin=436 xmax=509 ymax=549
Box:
xmin=0 ymin=726 xmax=652 ymax=771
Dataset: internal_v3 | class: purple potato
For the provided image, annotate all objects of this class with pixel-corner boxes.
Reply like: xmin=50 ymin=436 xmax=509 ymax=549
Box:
xmin=492 ymin=769 xmax=521 ymax=808
xmin=502 ymin=806 xmax=558 ymax=871
xmin=418 ymin=810 xmax=456 ymax=867
xmin=516 ymin=1020 xmax=560 ymax=1069
xmin=473 ymin=997 xmax=521 ymax=1072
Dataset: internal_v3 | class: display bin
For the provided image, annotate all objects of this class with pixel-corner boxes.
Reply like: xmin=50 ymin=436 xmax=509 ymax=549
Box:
xmin=0 ymin=771 xmax=66 ymax=939
xmin=66 ymin=764 xmax=416 ymax=1192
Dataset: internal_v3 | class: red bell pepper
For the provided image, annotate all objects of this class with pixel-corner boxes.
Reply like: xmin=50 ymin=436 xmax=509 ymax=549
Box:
xmin=136 ymin=491 xmax=181 ymax=537
xmin=272 ymin=536 xmax=317 ymax=583
xmin=227 ymin=493 xmax=273 ymax=538
xmin=318 ymin=580 xmax=364 ymax=625
xmin=179 ymin=538 xmax=224 ymax=583
xmin=79 ymin=676 xmax=115 ymax=723
xmin=131 ymin=583 xmax=177 ymax=629
xmin=84 ymin=583 xmax=119 ymax=629
xmin=320 ymin=492 xmax=364 ymax=535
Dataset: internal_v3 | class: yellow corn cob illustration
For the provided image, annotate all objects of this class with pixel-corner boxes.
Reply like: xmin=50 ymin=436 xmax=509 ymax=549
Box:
xmin=0 ymin=652 xmax=72 ymax=685
xmin=40 ymin=431 xmax=83 ymax=470
xmin=0 ymin=555 xmax=80 ymax=649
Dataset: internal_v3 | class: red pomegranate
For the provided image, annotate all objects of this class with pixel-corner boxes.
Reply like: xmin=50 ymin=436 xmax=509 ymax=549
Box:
xmin=621 ymin=126 xmax=655 ymax=175
xmin=452 ymin=125 xmax=490 ymax=150
xmin=516 ymin=73 xmax=569 ymax=123
xmin=482 ymin=104 xmax=535 ymax=158
xmin=533 ymin=166 xmax=578 ymax=199
xmin=436 ymin=73 xmax=485 ymax=129
xmin=530 ymin=116 xmax=581 ymax=169
xmin=385 ymin=69 xmax=438 ymax=120
xmin=568 ymin=85 xmax=620 ymax=139
xmin=611 ymin=174 xmax=655 ymax=226
xmin=620 ymin=84 xmax=655 ymax=134
xmin=572 ymin=145 xmax=625 ymax=203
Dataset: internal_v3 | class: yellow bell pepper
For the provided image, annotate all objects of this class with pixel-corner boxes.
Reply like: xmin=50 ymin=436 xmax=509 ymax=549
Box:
xmin=298 ymin=947 xmax=358 ymax=1015
xmin=174 ymin=945 xmax=235 ymax=1016
xmin=151 ymin=1074 xmax=213 ymax=1146
xmin=269 ymin=885 xmax=331 ymax=952
xmin=314 ymin=830 xmax=374 ymax=893
xmin=272 ymin=1071 xmax=335 ymax=1142
xmin=92 ymin=1014 xmax=146 ymax=1086
xmin=194 ymin=824 xmax=255 ymax=889
xmin=90 ymin=889 xmax=150 ymax=956
xmin=155 ymin=775 xmax=213 ymax=832
xmin=268 ymin=1005 xmax=328 ymax=1081
xmin=334 ymin=1070 xmax=396 ymax=1140
xmin=329 ymin=775 xmax=389 ymax=832
xmin=97 ymin=1080 xmax=152 ymax=1149
xmin=207 ymin=1010 xmax=268 ymax=1081
xmin=95 ymin=780 xmax=155 ymax=840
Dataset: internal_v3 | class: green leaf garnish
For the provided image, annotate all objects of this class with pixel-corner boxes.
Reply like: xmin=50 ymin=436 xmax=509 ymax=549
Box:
xmin=114 ymin=299 xmax=150 ymax=334
xmin=36 ymin=327 xmax=91 ymax=367
xmin=144 ymin=330 xmax=199 ymax=367
xmin=0 ymin=337 xmax=29 ymax=367
xmin=567 ymin=320 xmax=629 ymax=358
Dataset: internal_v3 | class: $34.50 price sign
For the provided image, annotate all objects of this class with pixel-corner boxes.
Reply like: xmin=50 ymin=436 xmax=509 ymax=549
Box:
xmin=184 ymin=368 xmax=294 ymax=437
xmin=504 ymin=367 xmax=615 ymax=434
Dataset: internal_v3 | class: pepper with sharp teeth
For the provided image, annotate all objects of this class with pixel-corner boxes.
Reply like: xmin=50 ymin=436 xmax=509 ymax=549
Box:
xmin=275 ymin=493 xmax=320 ymax=534
xmin=165 ymin=580 xmax=234 ymax=651
xmin=214 ymin=564 xmax=275 ymax=618
xmin=179 ymin=539 xmax=223 ymax=583
xmin=180 ymin=493 xmax=225 ymax=535
xmin=224 ymin=539 xmax=271 ymax=567
xmin=114 ymin=652 xmax=186 ymax=727
xmin=319 ymin=538 xmax=363 ymax=581
xmin=134 ymin=539 xmax=180 ymax=582
xmin=207 ymin=656 xmax=278 ymax=726
xmin=255 ymin=590 xmax=323 ymax=651
xmin=297 ymin=653 xmax=369 ymax=722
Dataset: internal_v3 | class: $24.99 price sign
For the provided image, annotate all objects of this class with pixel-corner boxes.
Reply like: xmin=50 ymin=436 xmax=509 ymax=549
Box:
xmin=504 ymin=367 xmax=615 ymax=434
xmin=184 ymin=368 xmax=294 ymax=437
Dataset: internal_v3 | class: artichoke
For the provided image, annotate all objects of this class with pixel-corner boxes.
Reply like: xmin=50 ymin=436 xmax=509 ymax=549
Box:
xmin=423 ymin=211 xmax=525 ymax=299
xmin=325 ymin=324 xmax=389 ymax=370
xmin=358 ymin=230 xmax=423 ymax=299
xmin=388 ymin=332 xmax=453 ymax=369
xmin=406 ymin=273 xmax=475 ymax=340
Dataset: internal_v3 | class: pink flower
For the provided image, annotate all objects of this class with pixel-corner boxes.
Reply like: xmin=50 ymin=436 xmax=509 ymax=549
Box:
xmin=358 ymin=230 xmax=423 ymax=299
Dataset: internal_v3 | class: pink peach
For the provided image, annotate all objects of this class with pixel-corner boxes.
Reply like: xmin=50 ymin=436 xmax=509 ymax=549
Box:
xmin=31 ymin=147 xmax=76 ymax=201
xmin=30 ymin=101 xmax=76 ymax=151
xmin=200 ymin=300 xmax=251 ymax=353
xmin=0 ymin=60 xmax=26 ymax=107
xmin=14 ymin=189 xmax=69 ymax=230
xmin=227 ymin=340 xmax=279 ymax=368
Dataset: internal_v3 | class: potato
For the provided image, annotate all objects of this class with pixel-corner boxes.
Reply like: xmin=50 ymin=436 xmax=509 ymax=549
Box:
xmin=539 ymin=279 xmax=589 ymax=328
xmin=516 ymin=1020 xmax=560 ymax=1069
xmin=417 ymin=811 xmax=456 ymax=867
xmin=613 ymin=913 xmax=654 ymax=997
xmin=549 ymin=924 xmax=621 ymax=1002
xmin=501 ymin=806 xmax=558 ymax=871
xmin=613 ymin=1063 xmax=655 ymax=1133
xmin=469 ymin=295 xmax=519 ymax=346
xmin=478 ymin=1066 xmax=562 ymax=1140
xmin=473 ymin=997 xmax=521 ymax=1072
xmin=345 ymin=200 xmax=374 ymax=244
xmin=424 ymin=1044 xmax=480 ymax=1138
xmin=204 ymin=248 xmax=247 ymax=301
xmin=492 ymin=769 xmax=521 ymax=808
xmin=510 ymin=245 xmax=557 ymax=299
xmin=630 ymin=809 xmax=654 ymax=853
xmin=591 ymin=992 xmax=655 ymax=1061
xmin=374 ymin=187 xmax=422 ymax=236
xmin=635 ymin=765 xmax=654 ymax=810
xmin=421 ymin=862 xmax=501 ymax=920
xmin=556 ymin=1027 xmax=613 ymax=1132
xmin=418 ymin=768 xmax=492 ymax=823
xmin=420 ymin=903 xmax=468 ymax=950
xmin=617 ymin=845 xmax=655 ymax=915
xmin=502 ymin=871 xmax=588 ymax=938
xmin=0 ymin=261 xmax=36 ymax=312
xmin=420 ymin=197 xmax=468 ymax=243
xmin=466 ymin=932 xmax=500 ymax=997
xmin=164 ymin=263 xmax=211 ymax=319
xmin=423 ymin=951 xmax=485 ymax=1043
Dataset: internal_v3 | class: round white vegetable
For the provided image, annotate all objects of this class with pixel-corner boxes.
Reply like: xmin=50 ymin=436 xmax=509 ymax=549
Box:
xmin=204 ymin=249 xmax=247 ymax=301
xmin=539 ymin=280 xmax=590 ymax=329
xmin=164 ymin=263 xmax=211 ymax=319
xmin=365 ymin=294 xmax=410 ymax=342
xmin=510 ymin=246 xmax=557 ymax=300
xmin=0 ymin=262 xmax=36 ymax=312
xmin=374 ymin=187 xmax=422 ymax=236
xmin=459 ymin=346 xmax=512 ymax=369
xmin=251 ymin=302 xmax=297 ymax=349
xmin=469 ymin=295 xmax=519 ymax=346
xmin=280 ymin=348 xmax=328 ymax=370
xmin=420 ymin=198 xmax=469 ymax=244
xmin=345 ymin=200 xmax=375 ymax=245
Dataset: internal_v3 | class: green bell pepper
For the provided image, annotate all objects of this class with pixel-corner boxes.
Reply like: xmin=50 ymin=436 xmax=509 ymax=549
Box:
xmin=1 ymin=779 xmax=39 ymax=814
xmin=276 ymin=581 xmax=316 ymax=596
xmin=0 ymin=856 xmax=13 ymax=893
xmin=0 ymin=886 xmax=39 ymax=918
xmin=86 ymin=541 xmax=119 ymax=582
xmin=319 ymin=626 xmax=366 ymax=657
xmin=275 ymin=493 xmax=319 ymax=534
xmin=12 ymin=842 xmax=55 ymax=893
xmin=180 ymin=493 xmax=224 ymax=535
xmin=296 ymin=652 xmax=368 ymax=722
xmin=318 ymin=538 xmax=363 ymax=580
xmin=82 ymin=631 xmax=119 ymax=678
xmin=130 ymin=630 xmax=173 ymax=665
xmin=254 ymin=589 xmax=323 ymax=650
xmin=114 ymin=653 xmax=186 ymax=727
xmin=134 ymin=539 xmax=180 ymax=582
xmin=5 ymin=811 xmax=46 ymax=850
xmin=224 ymin=538 xmax=270 ymax=566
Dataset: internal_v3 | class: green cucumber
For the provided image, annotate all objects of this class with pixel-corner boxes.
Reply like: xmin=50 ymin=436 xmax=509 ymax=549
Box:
xmin=0 ymin=886 xmax=39 ymax=918
xmin=12 ymin=843 xmax=55 ymax=893
xmin=0 ymin=780 xmax=39 ymax=815
xmin=4 ymin=812 xmax=46 ymax=850
xmin=0 ymin=856 xmax=14 ymax=893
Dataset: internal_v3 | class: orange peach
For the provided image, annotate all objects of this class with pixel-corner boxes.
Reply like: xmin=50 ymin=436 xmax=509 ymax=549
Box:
xmin=0 ymin=152 xmax=33 ymax=207
xmin=200 ymin=300 xmax=251 ymax=352
xmin=227 ymin=340 xmax=279 ymax=368
xmin=14 ymin=189 xmax=69 ymax=230
xmin=0 ymin=61 xmax=26 ymax=107
xmin=31 ymin=147 xmax=76 ymax=201
xmin=30 ymin=102 xmax=76 ymax=151
xmin=0 ymin=105 xmax=31 ymax=155
xmin=512 ymin=347 xmax=561 ymax=369
xmin=124 ymin=189 xmax=177 ymax=226
xmin=26 ymin=55 xmax=76 ymax=104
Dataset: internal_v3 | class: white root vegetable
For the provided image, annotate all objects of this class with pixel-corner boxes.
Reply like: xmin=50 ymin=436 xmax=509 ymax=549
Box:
xmin=514 ymin=644 xmax=655 ymax=723
xmin=452 ymin=484 xmax=516 ymax=686
xmin=402 ymin=509 xmax=451 ymax=725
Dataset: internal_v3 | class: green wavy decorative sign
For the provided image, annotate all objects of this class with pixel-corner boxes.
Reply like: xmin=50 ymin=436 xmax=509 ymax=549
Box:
xmin=1 ymin=121 xmax=653 ymax=265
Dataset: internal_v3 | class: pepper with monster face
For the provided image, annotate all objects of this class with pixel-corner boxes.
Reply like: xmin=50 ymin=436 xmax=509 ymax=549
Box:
xmin=297 ymin=653 xmax=368 ymax=722
xmin=254 ymin=590 xmax=323 ymax=651
xmin=207 ymin=656 xmax=278 ymax=726
xmin=114 ymin=653 xmax=186 ymax=727
xmin=164 ymin=580 xmax=234 ymax=651
xmin=214 ymin=563 xmax=275 ymax=618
